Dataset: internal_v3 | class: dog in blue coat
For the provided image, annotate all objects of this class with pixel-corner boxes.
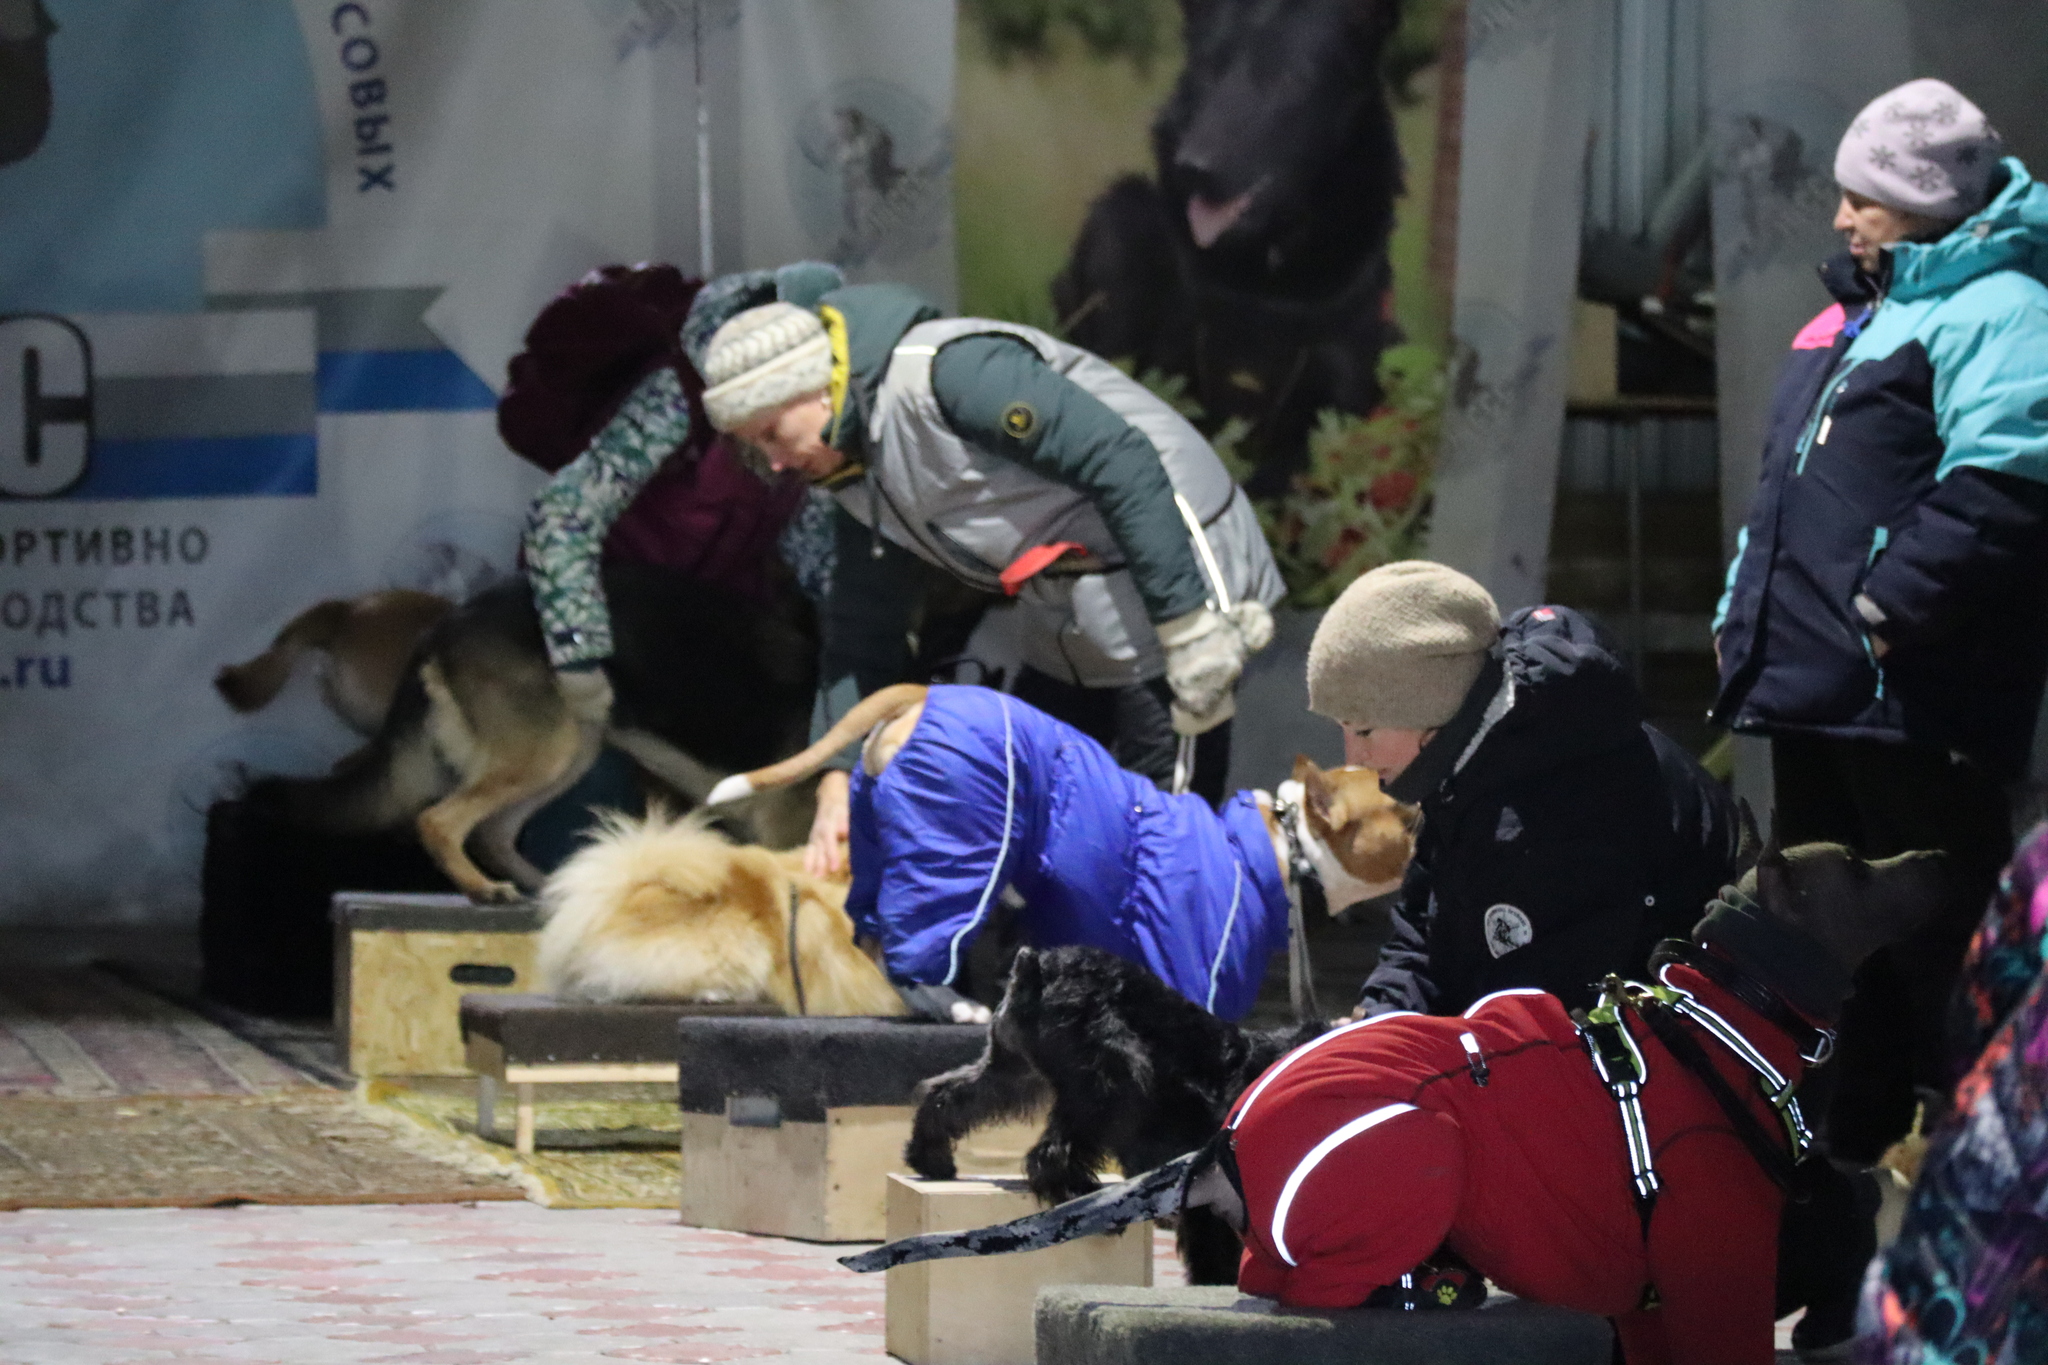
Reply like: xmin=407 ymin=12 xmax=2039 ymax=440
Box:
xmin=707 ymin=684 xmax=1413 ymax=1022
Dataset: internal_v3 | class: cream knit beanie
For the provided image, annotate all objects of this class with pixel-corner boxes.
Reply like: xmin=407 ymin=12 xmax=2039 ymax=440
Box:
xmin=1307 ymin=561 xmax=1501 ymax=730
xmin=701 ymin=302 xmax=833 ymax=431
xmin=1834 ymin=79 xmax=2004 ymax=223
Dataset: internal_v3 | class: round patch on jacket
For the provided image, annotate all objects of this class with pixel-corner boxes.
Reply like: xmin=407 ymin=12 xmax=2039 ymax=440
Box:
xmin=1001 ymin=401 xmax=1037 ymax=439
xmin=1483 ymin=904 xmax=1534 ymax=958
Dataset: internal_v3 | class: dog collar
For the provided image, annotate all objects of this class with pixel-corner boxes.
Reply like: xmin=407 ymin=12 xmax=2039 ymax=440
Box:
xmin=1648 ymin=938 xmax=1835 ymax=1066
xmin=1269 ymin=790 xmax=1319 ymax=891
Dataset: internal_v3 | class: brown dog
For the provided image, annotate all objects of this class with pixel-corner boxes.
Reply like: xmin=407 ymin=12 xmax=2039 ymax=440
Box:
xmin=215 ymin=589 xmax=450 ymax=735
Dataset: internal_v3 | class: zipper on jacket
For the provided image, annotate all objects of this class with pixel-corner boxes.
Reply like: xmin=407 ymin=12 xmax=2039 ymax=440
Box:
xmin=1858 ymin=526 xmax=1890 ymax=700
xmin=1794 ymin=360 xmax=1861 ymax=474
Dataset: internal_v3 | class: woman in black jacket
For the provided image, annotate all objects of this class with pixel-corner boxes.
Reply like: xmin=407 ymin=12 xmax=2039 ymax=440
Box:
xmin=1307 ymin=562 xmax=1741 ymax=1019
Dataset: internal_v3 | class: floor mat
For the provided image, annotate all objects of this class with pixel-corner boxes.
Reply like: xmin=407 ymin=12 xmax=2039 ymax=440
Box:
xmin=366 ymin=1079 xmax=683 ymax=1209
xmin=0 ymin=964 xmax=318 ymax=1097
xmin=0 ymin=1091 xmax=524 ymax=1210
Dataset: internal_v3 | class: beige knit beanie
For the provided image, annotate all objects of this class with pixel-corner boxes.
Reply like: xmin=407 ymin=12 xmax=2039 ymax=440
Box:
xmin=701 ymin=302 xmax=833 ymax=431
xmin=1307 ymin=561 xmax=1501 ymax=730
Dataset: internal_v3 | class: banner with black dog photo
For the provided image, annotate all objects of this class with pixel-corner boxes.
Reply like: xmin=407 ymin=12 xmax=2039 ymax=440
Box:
xmin=953 ymin=0 xmax=1463 ymax=608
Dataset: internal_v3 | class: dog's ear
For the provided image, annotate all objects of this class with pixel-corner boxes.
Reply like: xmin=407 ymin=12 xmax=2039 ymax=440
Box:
xmin=1749 ymin=830 xmax=1791 ymax=906
xmin=1733 ymin=799 xmax=1764 ymax=876
xmin=1297 ymin=758 xmax=1333 ymax=820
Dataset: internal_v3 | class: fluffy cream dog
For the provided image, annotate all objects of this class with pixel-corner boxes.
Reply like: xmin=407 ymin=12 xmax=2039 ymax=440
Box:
xmin=537 ymin=810 xmax=905 ymax=1016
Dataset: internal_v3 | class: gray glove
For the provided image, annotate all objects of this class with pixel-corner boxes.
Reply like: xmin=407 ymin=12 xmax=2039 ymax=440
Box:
xmin=1157 ymin=601 xmax=1274 ymax=735
xmin=556 ymin=666 xmax=615 ymax=727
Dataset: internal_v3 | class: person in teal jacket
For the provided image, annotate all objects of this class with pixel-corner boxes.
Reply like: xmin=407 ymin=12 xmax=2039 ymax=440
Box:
xmin=1712 ymin=78 xmax=2048 ymax=1355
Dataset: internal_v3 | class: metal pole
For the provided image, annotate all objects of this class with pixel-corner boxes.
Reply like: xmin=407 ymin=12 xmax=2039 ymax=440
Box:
xmin=1625 ymin=416 xmax=1645 ymax=687
xmin=693 ymin=0 xmax=714 ymax=277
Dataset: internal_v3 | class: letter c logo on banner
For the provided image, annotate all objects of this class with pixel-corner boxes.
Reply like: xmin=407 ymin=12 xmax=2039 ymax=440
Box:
xmin=0 ymin=314 xmax=92 ymax=498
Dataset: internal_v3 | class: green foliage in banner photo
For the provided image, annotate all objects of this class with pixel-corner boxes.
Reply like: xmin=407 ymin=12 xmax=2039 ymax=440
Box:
xmin=1254 ymin=344 xmax=1445 ymax=607
xmin=962 ymin=0 xmax=1166 ymax=66
xmin=1134 ymin=344 xmax=1445 ymax=609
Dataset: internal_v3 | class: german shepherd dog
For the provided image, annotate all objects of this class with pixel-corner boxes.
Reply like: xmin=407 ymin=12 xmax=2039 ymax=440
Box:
xmin=243 ymin=563 xmax=818 ymax=902
xmin=1052 ymin=0 xmax=1406 ymax=494
xmin=216 ymin=589 xmax=452 ymax=736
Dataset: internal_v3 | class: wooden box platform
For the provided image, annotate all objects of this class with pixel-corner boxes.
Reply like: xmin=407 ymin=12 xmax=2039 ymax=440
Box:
xmin=678 ymin=1105 xmax=1044 ymax=1243
xmin=675 ymin=1016 xmax=1007 ymax=1242
xmin=333 ymin=893 xmax=542 ymax=1078
xmin=887 ymin=1175 xmax=1151 ymax=1365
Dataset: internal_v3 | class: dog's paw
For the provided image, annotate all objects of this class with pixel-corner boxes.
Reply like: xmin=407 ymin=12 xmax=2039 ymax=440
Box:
xmin=467 ymin=880 xmax=525 ymax=905
xmin=1025 ymin=1150 xmax=1101 ymax=1205
xmin=903 ymin=1139 xmax=958 ymax=1182
xmin=950 ymin=999 xmax=992 ymax=1025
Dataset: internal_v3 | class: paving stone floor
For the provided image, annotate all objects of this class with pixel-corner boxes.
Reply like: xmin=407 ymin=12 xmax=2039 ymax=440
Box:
xmin=0 ymin=1202 xmax=1193 ymax=1365
xmin=0 ymin=1202 xmax=899 ymax=1364
xmin=0 ymin=1199 xmax=1817 ymax=1364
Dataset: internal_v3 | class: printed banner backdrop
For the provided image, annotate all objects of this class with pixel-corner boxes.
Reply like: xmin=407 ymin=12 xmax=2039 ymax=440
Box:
xmin=0 ymin=0 xmax=953 ymax=926
xmin=951 ymin=0 xmax=1459 ymax=609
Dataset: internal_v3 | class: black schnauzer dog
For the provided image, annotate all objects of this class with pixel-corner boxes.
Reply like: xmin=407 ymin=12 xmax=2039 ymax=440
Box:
xmin=905 ymin=944 xmax=1328 ymax=1283
xmin=1052 ymin=0 xmax=1407 ymax=495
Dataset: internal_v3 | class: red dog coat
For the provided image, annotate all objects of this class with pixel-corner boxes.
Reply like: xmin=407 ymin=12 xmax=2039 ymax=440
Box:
xmin=1225 ymin=965 xmax=1808 ymax=1365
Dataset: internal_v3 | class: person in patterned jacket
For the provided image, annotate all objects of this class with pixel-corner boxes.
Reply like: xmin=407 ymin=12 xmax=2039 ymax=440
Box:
xmin=504 ymin=261 xmax=849 ymax=729
xmin=1858 ymin=819 xmax=2048 ymax=1364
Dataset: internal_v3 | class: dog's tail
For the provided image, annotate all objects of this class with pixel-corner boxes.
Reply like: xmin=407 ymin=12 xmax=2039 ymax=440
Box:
xmin=704 ymin=683 xmax=928 ymax=806
xmin=214 ymin=598 xmax=356 ymax=714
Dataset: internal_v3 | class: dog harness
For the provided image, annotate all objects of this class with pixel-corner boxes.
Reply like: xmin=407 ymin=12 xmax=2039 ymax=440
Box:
xmin=1578 ymin=956 xmax=1825 ymax=1230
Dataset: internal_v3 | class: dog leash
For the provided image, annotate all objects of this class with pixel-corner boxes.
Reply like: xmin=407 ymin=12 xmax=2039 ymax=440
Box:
xmin=1270 ymin=791 xmax=1322 ymax=1023
xmin=786 ymin=884 xmax=808 ymax=1017
xmin=838 ymin=1151 xmax=1198 ymax=1273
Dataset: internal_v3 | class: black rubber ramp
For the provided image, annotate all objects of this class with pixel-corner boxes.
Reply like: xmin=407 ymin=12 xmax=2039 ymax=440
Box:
xmin=1036 ymin=1285 xmax=1613 ymax=1365
xmin=675 ymin=1017 xmax=987 ymax=1122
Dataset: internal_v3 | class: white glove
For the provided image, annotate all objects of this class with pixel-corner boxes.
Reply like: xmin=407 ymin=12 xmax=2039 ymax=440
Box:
xmin=1158 ymin=601 xmax=1273 ymax=735
xmin=557 ymin=666 xmax=615 ymax=727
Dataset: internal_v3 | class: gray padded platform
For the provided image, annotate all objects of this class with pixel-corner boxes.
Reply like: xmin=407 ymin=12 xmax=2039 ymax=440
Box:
xmin=1035 ymin=1285 xmax=1613 ymax=1365
xmin=675 ymin=1016 xmax=985 ymax=1122
xmin=333 ymin=892 xmax=544 ymax=934
xmin=459 ymin=994 xmax=776 ymax=1065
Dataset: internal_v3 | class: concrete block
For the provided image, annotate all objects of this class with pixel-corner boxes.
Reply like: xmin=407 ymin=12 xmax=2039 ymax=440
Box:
xmin=888 ymin=1176 xmax=1151 ymax=1365
xmin=1035 ymin=1284 xmax=1613 ymax=1365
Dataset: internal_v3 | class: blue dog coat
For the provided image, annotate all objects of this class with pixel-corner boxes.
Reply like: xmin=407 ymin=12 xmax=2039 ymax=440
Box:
xmin=845 ymin=685 xmax=1290 ymax=1020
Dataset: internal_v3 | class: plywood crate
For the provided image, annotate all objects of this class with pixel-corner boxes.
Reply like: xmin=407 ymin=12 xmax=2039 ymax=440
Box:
xmin=678 ymin=1103 xmax=1043 ymax=1243
xmin=333 ymin=893 xmax=542 ymax=1077
xmin=886 ymin=1174 xmax=1152 ymax=1365
xmin=675 ymin=1015 xmax=995 ymax=1240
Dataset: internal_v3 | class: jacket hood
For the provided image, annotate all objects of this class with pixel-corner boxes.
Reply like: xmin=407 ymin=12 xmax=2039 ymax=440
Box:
xmin=1889 ymin=157 xmax=2048 ymax=302
xmin=815 ymin=282 xmax=942 ymax=451
xmin=1436 ymin=606 xmax=1643 ymax=801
